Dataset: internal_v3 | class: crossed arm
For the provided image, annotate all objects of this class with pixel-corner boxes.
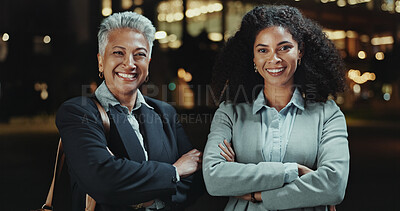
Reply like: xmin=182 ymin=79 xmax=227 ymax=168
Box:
xmin=219 ymin=140 xmax=336 ymax=211
xmin=203 ymin=102 xmax=349 ymax=210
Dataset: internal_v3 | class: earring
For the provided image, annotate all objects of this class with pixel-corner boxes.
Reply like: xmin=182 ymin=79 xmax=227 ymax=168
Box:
xmin=98 ymin=71 xmax=104 ymax=79
xmin=145 ymin=76 xmax=149 ymax=83
xmin=253 ymin=63 xmax=258 ymax=73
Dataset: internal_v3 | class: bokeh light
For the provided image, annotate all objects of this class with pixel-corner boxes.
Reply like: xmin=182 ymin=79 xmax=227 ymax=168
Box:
xmin=178 ymin=68 xmax=186 ymax=79
xmin=2 ymin=33 xmax=9 ymax=42
xmin=375 ymin=52 xmax=384 ymax=60
xmin=168 ymin=82 xmax=176 ymax=91
xmin=43 ymin=35 xmax=51 ymax=44
xmin=183 ymin=72 xmax=192 ymax=82
xmin=155 ymin=31 xmax=167 ymax=40
xmin=353 ymin=84 xmax=361 ymax=94
xmin=357 ymin=51 xmax=366 ymax=59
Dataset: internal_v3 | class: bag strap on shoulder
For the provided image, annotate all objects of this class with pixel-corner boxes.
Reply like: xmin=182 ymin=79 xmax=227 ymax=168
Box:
xmin=41 ymin=97 xmax=110 ymax=211
xmin=91 ymin=97 xmax=110 ymax=139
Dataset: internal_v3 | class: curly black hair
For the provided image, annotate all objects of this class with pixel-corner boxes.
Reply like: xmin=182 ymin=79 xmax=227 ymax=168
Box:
xmin=211 ymin=5 xmax=345 ymax=105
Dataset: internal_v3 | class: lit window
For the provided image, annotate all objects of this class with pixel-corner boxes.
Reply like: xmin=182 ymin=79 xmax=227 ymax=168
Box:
xmin=371 ymin=36 xmax=394 ymax=45
xmin=102 ymin=0 xmax=112 ymax=17
xmin=208 ymin=32 xmax=223 ymax=42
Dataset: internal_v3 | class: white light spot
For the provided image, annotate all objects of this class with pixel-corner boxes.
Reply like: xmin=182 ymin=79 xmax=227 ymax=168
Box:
xmin=43 ymin=35 xmax=51 ymax=44
xmin=102 ymin=8 xmax=112 ymax=17
xmin=375 ymin=52 xmax=384 ymax=60
xmin=2 ymin=33 xmax=9 ymax=42
xmin=208 ymin=33 xmax=223 ymax=42
xmin=155 ymin=31 xmax=167 ymax=40
xmin=353 ymin=84 xmax=361 ymax=94
xmin=358 ymin=51 xmax=366 ymax=59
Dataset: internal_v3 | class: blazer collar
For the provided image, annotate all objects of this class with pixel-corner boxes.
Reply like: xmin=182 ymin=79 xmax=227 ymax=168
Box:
xmin=136 ymin=105 xmax=173 ymax=162
xmin=108 ymin=105 xmax=146 ymax=162
xmin=108 ymin=103 xmax=172 ymax=163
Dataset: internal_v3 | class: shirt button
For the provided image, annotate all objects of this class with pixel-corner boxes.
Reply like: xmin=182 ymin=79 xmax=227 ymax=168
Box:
xmin=172 ymin=177 xmax=178 ymax=183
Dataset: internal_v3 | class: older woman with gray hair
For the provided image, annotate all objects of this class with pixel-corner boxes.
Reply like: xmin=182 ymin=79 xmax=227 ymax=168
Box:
xmin=56 ymin=11 xmax=202 ymax=210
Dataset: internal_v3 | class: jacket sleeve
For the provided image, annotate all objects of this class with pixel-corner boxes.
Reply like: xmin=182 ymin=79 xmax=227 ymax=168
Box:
xmin=56 ymin=98 xmax=178 ymax=205
xmin=166 ymin=104 xmax=205 ymax=209
xmin=203 ymin=102 xmax=286 ymax=196
xmin=260 ymin=100 xmax=350 ymax=210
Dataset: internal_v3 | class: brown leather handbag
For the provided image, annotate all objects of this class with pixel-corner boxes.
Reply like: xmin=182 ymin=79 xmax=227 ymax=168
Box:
xmin=34 ymin=98 xmax=109 ymax=211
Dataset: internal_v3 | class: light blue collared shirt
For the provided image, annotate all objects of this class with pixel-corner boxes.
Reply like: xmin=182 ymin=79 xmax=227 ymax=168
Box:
xmin=253 ymin=88 xmax=305 ymax=184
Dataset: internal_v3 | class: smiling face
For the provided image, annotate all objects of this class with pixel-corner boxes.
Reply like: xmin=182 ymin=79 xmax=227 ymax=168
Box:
xmin=97 ymin=28 xmax=150 ymax=100
xmin=253 ymin=26 xmax=302 ymax=89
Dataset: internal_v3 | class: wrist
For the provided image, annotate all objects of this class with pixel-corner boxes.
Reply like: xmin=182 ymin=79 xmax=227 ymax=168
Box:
xmin=172 ymin=164 xmax=180 ymax=175
xmin=173 ymin=165 xmax=180 ymax=182
xmin=250 ymin=192 xmax=261 ymax=203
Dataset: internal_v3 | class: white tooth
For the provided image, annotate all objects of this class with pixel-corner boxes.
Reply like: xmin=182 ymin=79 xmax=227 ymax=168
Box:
xmin=266 ymin=68 xmax=284 ymax=73
xmin=118 ymin=73 xmax=134 ymax=78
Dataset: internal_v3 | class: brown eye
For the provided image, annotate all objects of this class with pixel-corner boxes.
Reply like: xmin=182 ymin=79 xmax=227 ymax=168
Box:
xmin=258 ymin=49 xmax=267 ymax=53
xmin=134 ymin=52 xmax=147 ymax=58
xmin=280 ymin=45 xmax=292 ymax=51
xmin=113 ymin=51 xmax=124 ymax=56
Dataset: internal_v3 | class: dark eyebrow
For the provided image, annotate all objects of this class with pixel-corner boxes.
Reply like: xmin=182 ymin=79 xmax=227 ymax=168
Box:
xmin=255 ymin=41 xmax=294 ymax=47
xmin=278 ymin=41 xmax=293 ymax=45
xmin=255 ymin=44 xmax=268 ymax=48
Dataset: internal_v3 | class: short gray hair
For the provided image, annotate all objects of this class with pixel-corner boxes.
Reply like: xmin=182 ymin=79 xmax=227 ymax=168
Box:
xmin=97 ymin=11 xmax=156 ymax=57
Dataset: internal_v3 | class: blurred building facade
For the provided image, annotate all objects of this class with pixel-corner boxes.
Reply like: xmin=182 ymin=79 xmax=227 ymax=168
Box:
xmin=0 ymin=0 xmax=399 ymax=121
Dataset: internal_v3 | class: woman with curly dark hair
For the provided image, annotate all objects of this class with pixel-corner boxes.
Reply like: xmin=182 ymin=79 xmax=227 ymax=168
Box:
xmin=203 ymin=5 xmax=349 ymax=211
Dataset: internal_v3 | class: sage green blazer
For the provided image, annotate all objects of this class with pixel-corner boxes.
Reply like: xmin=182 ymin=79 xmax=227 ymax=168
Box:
xmin=203 ymin=100 xmax=349 ymax=211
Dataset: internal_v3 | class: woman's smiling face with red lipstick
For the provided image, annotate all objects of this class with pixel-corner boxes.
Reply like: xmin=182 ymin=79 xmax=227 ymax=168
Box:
xmin=253 ymin=26 xmax=303 ymax=89
xmin=97 ymin=28 xmax=150 ymax=97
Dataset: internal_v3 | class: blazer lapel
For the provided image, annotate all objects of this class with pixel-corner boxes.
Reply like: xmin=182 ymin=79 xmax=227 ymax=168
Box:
xmin=136 ymin=106 xmax=173 ymax=162
xmin=237 ymin=110 xmax=264 ymax=163
xmin=108 ymin=106 xmax=146 ymax=162
xmin=254 ymin=112 xmax=264 ymax=161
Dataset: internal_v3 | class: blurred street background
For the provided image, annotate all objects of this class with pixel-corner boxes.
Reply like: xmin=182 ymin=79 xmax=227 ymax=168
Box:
xmin=0 ymin=0 xmax=399 ymax=210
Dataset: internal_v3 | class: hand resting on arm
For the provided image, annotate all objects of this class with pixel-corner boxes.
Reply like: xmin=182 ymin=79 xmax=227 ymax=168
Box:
xmin=141 ymin=149 xmax=202 ymax=207
xmin=218 ymin=139 xmax=336 ymax=211
xmin=173 ymin=149 xmax=203 ymax=178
